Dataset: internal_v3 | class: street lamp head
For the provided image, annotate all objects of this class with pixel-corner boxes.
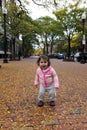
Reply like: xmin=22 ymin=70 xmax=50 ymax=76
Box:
xmin=2 ymin=7 xmax=7 ymax=14
xmin=81 ymin=12 xmax=86 ymax=20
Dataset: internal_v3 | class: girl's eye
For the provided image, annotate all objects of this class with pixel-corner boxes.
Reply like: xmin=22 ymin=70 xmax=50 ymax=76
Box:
xmin=40 ymin=60 xmax=47 ymax=64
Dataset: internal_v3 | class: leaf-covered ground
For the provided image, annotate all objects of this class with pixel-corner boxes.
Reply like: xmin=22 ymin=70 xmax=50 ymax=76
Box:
xmin=0 ymin=58 xmax=87 ymax=130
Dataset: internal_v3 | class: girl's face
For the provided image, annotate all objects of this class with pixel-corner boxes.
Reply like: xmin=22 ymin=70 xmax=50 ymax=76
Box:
xmin=39 ymin=58 xmax=48 ymax=70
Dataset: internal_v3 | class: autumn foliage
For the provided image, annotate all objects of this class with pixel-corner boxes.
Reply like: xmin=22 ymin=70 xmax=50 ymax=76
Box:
xmin=0 ymin=58 xmax=87 ymax=130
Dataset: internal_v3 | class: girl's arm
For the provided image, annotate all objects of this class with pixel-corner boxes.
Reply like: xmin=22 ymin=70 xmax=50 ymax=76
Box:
xmin=52 ymin=68 xmax=59 ymax=88
xmin=34 ymin=70 xmax=39 ymax=87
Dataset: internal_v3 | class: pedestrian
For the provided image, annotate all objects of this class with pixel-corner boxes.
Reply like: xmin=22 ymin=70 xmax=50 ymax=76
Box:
xmin=34 ymin=55 xmax=59 ymax=107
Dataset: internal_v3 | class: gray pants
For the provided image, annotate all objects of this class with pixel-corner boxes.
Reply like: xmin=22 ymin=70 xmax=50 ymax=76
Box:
xmin=38 ymin=84 xmax=56 ymax=101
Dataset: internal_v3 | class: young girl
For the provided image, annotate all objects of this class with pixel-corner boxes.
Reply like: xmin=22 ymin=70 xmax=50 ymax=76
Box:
xmin=34 ymin=55 xmax=59 ymax=107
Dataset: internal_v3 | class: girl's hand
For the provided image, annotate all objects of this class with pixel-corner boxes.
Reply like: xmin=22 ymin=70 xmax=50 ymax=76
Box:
xmin=34 ymin=84 xmax=38 ymax=87
xmin=55 ymin=86 xmax=59 ymax=89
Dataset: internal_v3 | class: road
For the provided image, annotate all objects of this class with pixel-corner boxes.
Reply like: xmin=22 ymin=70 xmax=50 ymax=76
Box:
xmin=0 ymin=58 xmax=87 ymax=130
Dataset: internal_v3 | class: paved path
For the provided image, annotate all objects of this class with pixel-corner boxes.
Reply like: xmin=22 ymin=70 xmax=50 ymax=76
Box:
xmin=0 ymin=58 xmax=87 ymax=130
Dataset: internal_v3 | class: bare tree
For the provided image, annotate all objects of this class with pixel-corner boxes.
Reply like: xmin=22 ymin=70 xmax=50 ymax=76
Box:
xmin=17 ymin=0 xmax=87 ymax=12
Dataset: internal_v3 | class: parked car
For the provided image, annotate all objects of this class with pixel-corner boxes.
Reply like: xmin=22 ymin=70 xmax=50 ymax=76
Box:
xmin=0 ymin=50 xmax=11 ymax=59
xmin=74 ymin=52 xmax=87 ymax=63
xmin=55 ymin=53 xmax=65 ymax=59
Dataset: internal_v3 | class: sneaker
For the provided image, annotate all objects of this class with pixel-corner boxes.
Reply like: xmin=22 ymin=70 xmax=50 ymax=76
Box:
xmin=49 ymin=101 xmax=55 ymax=106
xmin=38 ymin=101 xmax=44 ymax=107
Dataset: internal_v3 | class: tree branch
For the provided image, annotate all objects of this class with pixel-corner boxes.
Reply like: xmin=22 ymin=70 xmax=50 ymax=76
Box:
xmin=32 ymin=0 xmax=46 ymax=7
xmin=31 ymin=0 xmax=58 ymax=7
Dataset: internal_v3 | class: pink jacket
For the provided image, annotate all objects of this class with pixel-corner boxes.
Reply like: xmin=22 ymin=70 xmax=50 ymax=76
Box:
xmin=34 ymin=66 xmax=59 ymax=88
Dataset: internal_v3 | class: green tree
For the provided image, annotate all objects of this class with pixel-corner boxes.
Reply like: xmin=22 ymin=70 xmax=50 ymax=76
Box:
xmin=6 ymin=0 xmax=40 ymax=58
xmin=54 ymin=4 xmax=86 ymax=58
xmin=19 ymin=14 xmax=40 ymax=57
xmin=37 ymin=16 xmax=63 ymax=54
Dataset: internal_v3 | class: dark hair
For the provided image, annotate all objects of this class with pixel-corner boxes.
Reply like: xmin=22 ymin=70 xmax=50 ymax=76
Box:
xmin=37 ymin=55 xmax=51 ymax=66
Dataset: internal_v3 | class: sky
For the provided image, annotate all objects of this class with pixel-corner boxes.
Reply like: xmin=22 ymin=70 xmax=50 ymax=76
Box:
xmin=25 ymin=0 xmax=56 ymax=19
xmin=22 ymin=0 xmax=87 ymax=20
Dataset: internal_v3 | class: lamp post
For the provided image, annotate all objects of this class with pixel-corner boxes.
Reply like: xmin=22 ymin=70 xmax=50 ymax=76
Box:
xmin=2 ymin=0 xmax=8 ymax=63
xmin=81 ymin=12 xmax=86 ymax=52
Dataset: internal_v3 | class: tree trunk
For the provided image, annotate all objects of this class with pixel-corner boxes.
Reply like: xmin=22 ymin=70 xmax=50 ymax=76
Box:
xmin=12 ymin=37 xmax=15 ymax=60
xmin=50 ymin=35 xmax=54 ymax=54
xmin=68 ymin=35 xmax=71 ymax=59
xmin=45 ymin=35 xmax=48 ymax=55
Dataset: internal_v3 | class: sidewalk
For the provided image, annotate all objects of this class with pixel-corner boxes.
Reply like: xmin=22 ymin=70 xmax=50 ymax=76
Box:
xmin=0 ymin=58 xmax=87 ymax=130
